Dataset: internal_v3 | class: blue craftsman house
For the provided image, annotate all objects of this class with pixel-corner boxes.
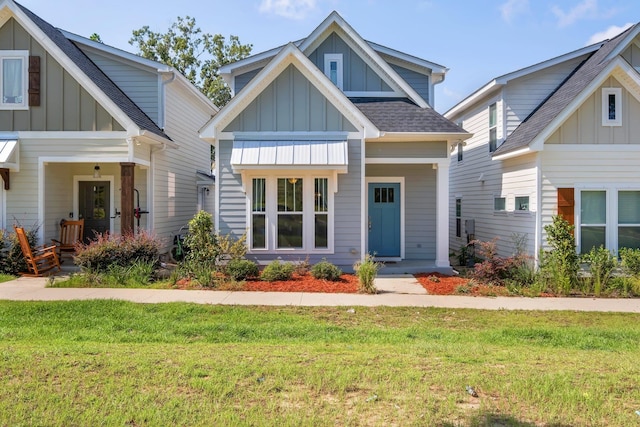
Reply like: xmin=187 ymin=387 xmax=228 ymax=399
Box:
xmin=200 ymin=11 xmax=469 ymax=272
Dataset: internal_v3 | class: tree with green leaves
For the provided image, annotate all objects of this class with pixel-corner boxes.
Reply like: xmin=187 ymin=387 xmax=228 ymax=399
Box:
xmin=89 ymin=33 xmax=103 ymax=43
xmin=129 ymin=16 xmax=252 ymax=107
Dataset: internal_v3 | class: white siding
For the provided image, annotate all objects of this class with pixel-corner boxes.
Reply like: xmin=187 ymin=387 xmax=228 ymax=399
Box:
xmin=155 ymin=83 xmax=215 ymax=247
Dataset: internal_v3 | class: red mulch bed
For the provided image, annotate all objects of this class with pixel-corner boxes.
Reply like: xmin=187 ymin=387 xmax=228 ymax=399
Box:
xmin=414 ymin=272 xmax=471 ymax=295
xmin=244 ymin=273 xmax=360 ymax=293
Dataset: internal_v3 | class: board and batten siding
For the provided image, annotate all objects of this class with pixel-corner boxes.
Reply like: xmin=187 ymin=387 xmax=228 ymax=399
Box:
xmin=621 ymin=39 xmax=640 ymax=72
xmin=366 ymin=164 xmax=437 ymax=259
xmin=82 ymin=49 xmax=160 ymax=125
xmin=0 ymin=18 xmax=124 ymax=133
xmin=153 ymin=82 xmax=214 ymax=247
xmin=307 ymin=32 xmax=393 ymax=93
xmin=449 ymin=96 xmax=536 ymax=258
xmin=225 ymin=64 xmax=356 ymax=132
xmin=546 ymin=77 xmax=640 ymax=145
xmin=503 ymin=55 xmax=590 ymax=138
xmin=389 ymin=64 xmax=430 ymax=106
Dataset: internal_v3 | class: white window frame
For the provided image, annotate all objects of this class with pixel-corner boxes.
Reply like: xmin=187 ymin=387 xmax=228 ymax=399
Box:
xmin=324 ymin=53 xmax=343 ymax=90
xmin=455 ymin=197 xmax=462 ymax=238
xmin=493 ymin=195 xmax=506 ymax=213
xmin=514 ymin=195 xmax=530 ymax=212
xmin=456 ymin=142 xmax=463 ymax=162
xmin=246 ymin=171 xmax=335 ymax=254
xmin=0 ymin=50 xmax=29 ymax=110
xmin=602 ymin=87 xmax=622 ymax=127
xmin=488 ymin=102 xmax=497 ymax=152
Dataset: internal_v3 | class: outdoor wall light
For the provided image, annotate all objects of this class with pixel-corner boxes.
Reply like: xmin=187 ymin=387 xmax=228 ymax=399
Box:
xmin=93 ymin=164 xmax=101 ymax=179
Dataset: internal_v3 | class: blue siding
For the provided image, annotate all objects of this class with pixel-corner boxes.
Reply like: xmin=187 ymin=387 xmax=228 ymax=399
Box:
xmin=390 ymin=64 xmax=430 ymax=106
xmin=308 ymin=32 xmax=393 ymax=93
xmin=234 ymin=68 xmax=261 ymax=94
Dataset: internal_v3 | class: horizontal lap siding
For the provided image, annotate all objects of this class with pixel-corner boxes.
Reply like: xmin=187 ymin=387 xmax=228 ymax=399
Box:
xmin=389 ymin=64 xmax=430 ymax=105
xmin=154 ymin=84 xmax=214 ymax=247
xmin=449 ymin=98 xmax=537 ymax=258
xmin=217 ymin=141 xmax=246 ymax=237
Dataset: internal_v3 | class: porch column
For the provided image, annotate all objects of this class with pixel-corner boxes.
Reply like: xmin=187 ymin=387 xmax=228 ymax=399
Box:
xmin=120 ymin=162 xmax=135 ymax=235
xmin=435 ymin=161 xmax=450 ymax=268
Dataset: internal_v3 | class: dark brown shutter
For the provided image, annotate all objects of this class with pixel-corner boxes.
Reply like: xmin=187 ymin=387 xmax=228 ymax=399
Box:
xmin=28 ymin=56 xmax=40 ymax=106
xmin=557 ymin=187 xmax=574 ymax=226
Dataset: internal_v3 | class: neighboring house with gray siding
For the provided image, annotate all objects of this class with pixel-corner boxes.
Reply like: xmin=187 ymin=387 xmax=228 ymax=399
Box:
xmin=446 ymin=23 xmax=640 ymax=260
xmin=0 ymin=0 xmax=216 ymax=250
xmin=200 ymin=11 xmax=469 ymax=272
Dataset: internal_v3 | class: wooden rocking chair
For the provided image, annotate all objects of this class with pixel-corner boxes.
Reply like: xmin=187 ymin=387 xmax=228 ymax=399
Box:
xmin=14 ymin=225 xmax=61 ymax=277
xmin=52 ymin=219 xmax=84 ymax=259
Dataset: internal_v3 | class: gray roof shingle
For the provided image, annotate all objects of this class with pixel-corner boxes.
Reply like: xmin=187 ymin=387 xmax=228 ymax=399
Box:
xmin=351 ymin=98 xmax=465 ymax=133
xmin=493 ymin=25 xmax=636 ymax=156
xmin=16 ymin=2 xmax=170 ymax=140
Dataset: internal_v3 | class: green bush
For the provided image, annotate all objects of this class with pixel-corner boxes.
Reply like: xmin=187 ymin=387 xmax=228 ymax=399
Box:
xmin=0 ymin=227 xmax=38 ymax=275
xmin=310 ymin=259 xmax=342 ymax=281
xmin=582 ymin=246 xmax=616 ymax=297
xmin=184 ymin=211 xmax=219 ymax=269
xmin=75 ymin=231 xmax=161 ymax=274
xmin=261 ymin=260 xmax=294 ymax=282
xmin=226 ymin=259 xmax=259 ymax=281
xmin=619 ymin=247 xmax=640 ymax=276
xmin=539 ymin=215 xmax=579 ymax=295
xmin=218 ymin=232 xmax=247 ymax=261
xmin=354 ymin=254 xmax=382 ymax=294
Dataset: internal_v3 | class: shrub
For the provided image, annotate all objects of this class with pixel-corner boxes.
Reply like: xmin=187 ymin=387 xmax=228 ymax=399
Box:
xmin=619 ymin=247 xmax=640 ymax=276
xmin=218 ymin=232 xmax=247 ymax=261
xmin=582 ymin=246 xmax=616 ymax=296
xmin=74 ymin=231 xmax=161 ymax=274
xmin=226 ymin=259 xmax=259 ymax=281
xmin=354 ymin=254 xmax=382 ymax=294
xmin=0 ymin=227 xmax=36 ymax=275
xmin=310 ymin=259 xmax=342 ymax=281
xmin=539 ymin=215 xmax=579 ymax=295
xmin=471 ymin=238 xmax=536 ymax=287
xmin=261 ymin=260 xmax=295 ymax=281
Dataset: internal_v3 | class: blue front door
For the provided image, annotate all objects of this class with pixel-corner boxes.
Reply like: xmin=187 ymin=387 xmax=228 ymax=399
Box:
xmin=368 ymin=182 xmax=401 ymax=257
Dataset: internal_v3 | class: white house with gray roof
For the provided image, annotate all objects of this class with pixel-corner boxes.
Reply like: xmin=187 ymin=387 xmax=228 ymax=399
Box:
xmin=0 ymin=0 xmax=216 ymax=249
xmin=446 ymin=23 xmax=640 ymax=259
xmin=200 ymin=11 xmax=469 ymax=272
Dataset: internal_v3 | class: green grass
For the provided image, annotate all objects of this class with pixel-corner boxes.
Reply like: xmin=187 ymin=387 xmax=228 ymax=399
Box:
xmin=0 ymin=273 xmax=15 ymax=283
xmin=1 ymin=301 xmax=639 ymax=426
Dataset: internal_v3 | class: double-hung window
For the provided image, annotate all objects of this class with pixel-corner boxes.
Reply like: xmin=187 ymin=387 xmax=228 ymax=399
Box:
xmin=617 ymin=191 xmax=640 ymax=250
xmin=580 ymin=190 xmax=607 ymax=252
xmin=488 ymin=103 xmax=497 ymax=152
xmin=0 ymin=51 xmax=28 ymax=110
xmin=250 ymin=175 xmax=332 ymax=252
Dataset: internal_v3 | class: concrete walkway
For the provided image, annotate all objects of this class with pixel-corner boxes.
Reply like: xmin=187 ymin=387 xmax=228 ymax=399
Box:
xmin=1 ymin=274 xmax=639 ymax=312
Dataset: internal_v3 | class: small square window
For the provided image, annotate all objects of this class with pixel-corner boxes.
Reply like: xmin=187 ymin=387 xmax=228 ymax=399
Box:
xmin=515 ymin=196 xmax=530 ymax=211
xmin=494 ymin=197 xmax=506 ymax=211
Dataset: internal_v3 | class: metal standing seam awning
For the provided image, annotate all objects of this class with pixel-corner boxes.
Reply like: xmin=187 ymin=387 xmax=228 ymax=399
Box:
xmin=230 ymin=140 xmax=349 ymax=173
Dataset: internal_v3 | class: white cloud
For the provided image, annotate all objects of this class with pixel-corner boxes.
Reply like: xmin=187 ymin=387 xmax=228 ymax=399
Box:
xmin=586 ymin=23 xmax=634 ymax=45
xmin=259 ymin=0 xmax=318 ymax=20
xmin=551 ymin=0 xmax=598 ymax=27
xmin=500 ymin=0 xmax=529 ymax=24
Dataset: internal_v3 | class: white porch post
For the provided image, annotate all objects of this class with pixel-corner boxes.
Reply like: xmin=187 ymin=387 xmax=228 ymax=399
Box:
xmin=435 ymin=161 xmax=450 ymax=268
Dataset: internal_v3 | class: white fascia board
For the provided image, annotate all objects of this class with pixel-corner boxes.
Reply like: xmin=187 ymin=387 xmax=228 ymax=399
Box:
xmin=603 ymin=23 xmax=640 ymax=61
xmin=200 ymin=43 xmax=379 ymax=140
xmin=445 ymin=44 xmax=599 ymax=119
xmin=8 ymin=4 xmax=140 ymax=134
xmin=372 ymin=131 xmax=471 ymax=143
xmin=367 ymin=40 xmax=448 ymax=74
xmin=491 ymin=147 xmax=535 ymax=161
xmin=298 ymin=11 xmax=429 ymax=109
xmin=528 ymin=58 xmax=639 ymax=152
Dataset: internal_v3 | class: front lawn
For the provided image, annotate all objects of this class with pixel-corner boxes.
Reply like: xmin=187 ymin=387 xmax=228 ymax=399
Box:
xmin=1 ymin=301 xmax=639 ymax=425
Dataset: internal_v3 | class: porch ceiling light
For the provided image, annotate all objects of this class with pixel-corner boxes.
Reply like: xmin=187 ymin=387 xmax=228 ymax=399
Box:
xmin=93 ymin=164 xmax=101 ymax=179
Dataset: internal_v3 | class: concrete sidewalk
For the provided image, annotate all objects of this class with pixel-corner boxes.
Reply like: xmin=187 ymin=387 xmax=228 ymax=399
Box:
xmin=1 ymin=274 xmax=639 ymax=312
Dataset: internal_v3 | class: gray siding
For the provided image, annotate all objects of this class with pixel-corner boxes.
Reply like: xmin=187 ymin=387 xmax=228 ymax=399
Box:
xmin=217 ymin=140 xmax=247 ymax=237
xmin=234 ymin=68 xmax=261 ymax=94
xmin=366 ymin=141 xmax=447 ymax=158
xmin=366 ymin=164 xmax=436 ymax=259
xmin=390 ymin=64 xmax=430 ymax=105
xmin=0 ymin=18 xmax=124 ymax=132
xmin=82 ymin=50 xmax=160 ymax=125
xmin=224 ymin=64 xmax=356 ymax=132
xmin=308 ymin=32 xmax=393 ymax=93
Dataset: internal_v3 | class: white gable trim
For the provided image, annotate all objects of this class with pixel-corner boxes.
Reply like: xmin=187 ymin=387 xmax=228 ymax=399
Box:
xmin=603 ymin=23 xmax=640 ymax=62
xmin=528 ymin=58 xmax=640 ymax=153
xmin=2 ymin=1 xmax=142 ymax=136
xmin=200 ymin=43 xmax=378 ymax=140
xmin=298 ymin=11 xmax=429 ymax=109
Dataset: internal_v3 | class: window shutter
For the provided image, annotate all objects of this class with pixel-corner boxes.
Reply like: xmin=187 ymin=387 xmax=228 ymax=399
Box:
xmin=557 ymin=187 xmax=574 ymax=225
xmin=28 ymin=56 xmax=40 ymax=107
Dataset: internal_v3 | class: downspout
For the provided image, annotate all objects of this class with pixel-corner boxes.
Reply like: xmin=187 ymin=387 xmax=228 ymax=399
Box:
xmin=158 ymin=70 xmax=176 ymax=130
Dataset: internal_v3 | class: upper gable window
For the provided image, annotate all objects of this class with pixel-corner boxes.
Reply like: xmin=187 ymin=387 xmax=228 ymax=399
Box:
xmin=602 ymin=88 xmax=622 ymax=126
xmin=489 ymin=103 xmax=497 ymax=152
xmin=324 ymin=54 xmax=343 ymax=90
xmin=0 ymin=51 xmax=28 ymax=110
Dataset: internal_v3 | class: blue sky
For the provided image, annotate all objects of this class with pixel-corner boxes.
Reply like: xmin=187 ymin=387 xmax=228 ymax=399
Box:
xmin=18 ymin=0 xmax=639 ymax=112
